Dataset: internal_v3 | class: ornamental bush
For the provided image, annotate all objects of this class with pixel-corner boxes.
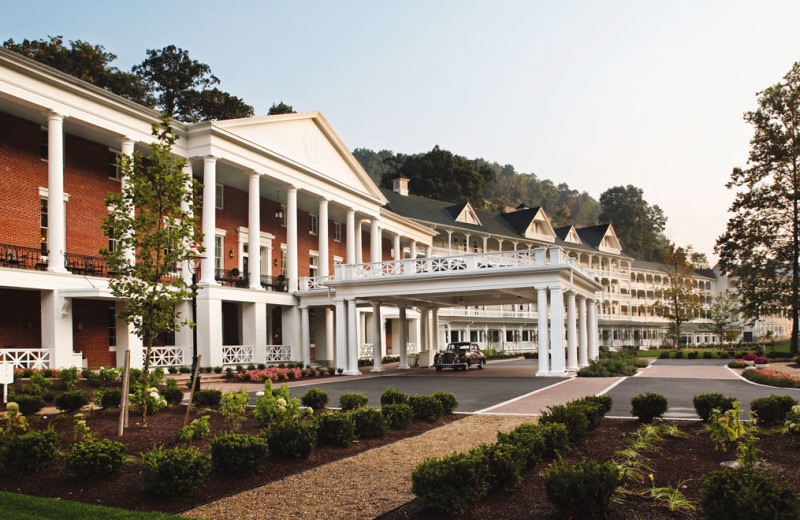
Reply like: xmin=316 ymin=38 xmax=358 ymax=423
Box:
xmin=210 ymin=433 xmax=269 ymax=476
xmin=539 ymin=404 xmax=590 ymax=443
xmin=0 ymin=428 xmax=60 ymax=472
xmin=339 ymin=392 xmax=368 ymax=411
xmin=380 ymin=386 xmax=408 ymax=406
xmin=701 ymin=468 xmax=800 ymax=520
xmin=411 ymin=451 xmax=489 ymax=514
xmin=140 ymin=447 xmax=210 ymax=497
xmin=430 ymin=392 xmax=458 ymax=414
xmin=65 ymin=439 xmax=126 ymax=477
xmin=314 ymin=412 xmax=355 ymax=447
xmin=55 ymin=389 xmax=89 ymax=412
xmin=160 ymin=379 xmax=184 ymax=406
xmin=301 ymin=387 xmax=329 ymax=409
xmin=351 ymin=407 xmax=387 ymax=439
xmin=750 ymin=395 xmax=798 ymax=427
xmin=543 ymin=458 xmax=625 ymax=518
xmin=192 ymin=389 xmax=222 ymax=406
xmin=631 ymin=392 xmax=668 ymax=423
xmin=13 ymin=394 xmax=46 ymax=415
xmin=568 ymin=400 xmax=606 ymax=431
xmin=98 ymin=388 xmax=122 ymax=409
xmin=407 ymin=395 xmax=445 ymax=422
xmin=693 ymin=393 xmax=737 ymax=423
xmin=267 ymin=418 xmax=317 ymax=459
xmin=575 ymin=395 xmax=613 ymax=415
xmin=58 ymin=367 xmax=80 ymax=390
xmin=476 ymin=442 xmax=525 ymax=492
xmin=381 ymin=403 xmax=413 ymax=429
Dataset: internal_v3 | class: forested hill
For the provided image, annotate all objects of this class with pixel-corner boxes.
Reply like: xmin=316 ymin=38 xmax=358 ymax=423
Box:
xmin=352 ymin=147 xmax=601 ymax=228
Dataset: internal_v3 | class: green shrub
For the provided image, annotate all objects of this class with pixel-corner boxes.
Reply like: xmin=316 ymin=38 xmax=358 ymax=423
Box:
xmin=267 ymin=418 xmax=317 ymax=458
xmin=220 ymin=390 xmax=250 ymax=432
xmin=407 ymin=394 xmax=445 ymax=422
xmin=703 ymin=351 xmax=715 ymax=359
xmin=351 ymin=407 xmax=387 ymax=439
xmin=380 ymin=386 xmax=408 ymax=406
xmin=476 ymin=442 xmax=525 ymax=492
xmin=381 ymin=403 xmax=414 ymax=429
xmin=140 ymin=447 xmax=210 ymax=497
xmin=543 ymin=458 xmax=625 ymax=518
xmin=577 ymin=357 xmax=637 ymax=377
xmin=314 ymin=412 xmax=355 ymax=447
xmin=411 ymin=451 xmax=489 ymax=514
xmin=631 ymin=392 xmax=668 ymax=423
xmin=65 ymin=439 xmax=126 ymax=477
xmin=540 ymin=404 xmax=590 ymax=443
xmin=575 ymin=394 xmax=613 ymax=415
xmin=160 ymin=379 xmax=184 ymax=406
xmin=751 ymin=395 xmax=798 ymax=426
xmin=567 ymin=400 xmax=606 ymax=431
xmin=301 ymin=387 xmax=329 ymax=409
xmin=693 ymin=393 xmax=737 ymax=423
xmin=0 ymin=429 xmax=60 ymax=472
xmin=192 ymin=389 xmax=222 ymax=406
xmin=430 ymin=392 xmax=458 ymax=414
xmin=659 ymin=351 xmax=671 ymax=359
xmin=210 ymin=433 xmax=269 ymax=476
xmin=688 ymin=351 xmax=699 ymax=359
xmin=339 ymin=392 xmax=368 ymax=411
xmin=13 ymin=394 xmax=46 ymax=415
xmin=701 ymin=468 xmax=800 ymax=520
xmin=55 ymin=389 xmax=89 ymax=412
xmin=674 ymin=351 xmax=685 ymax=359
xmin=58 ymin=367 xmax=80 ymax=390
xmin=177 ymin=415 xmax=210 ymax=444
xmin=99 ymin=388 xmax=122 ymax=409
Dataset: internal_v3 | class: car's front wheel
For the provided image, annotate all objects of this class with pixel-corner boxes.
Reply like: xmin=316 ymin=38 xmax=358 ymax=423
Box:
xmin=435 ymin=365 xmax=443 ymax=372
xmin=478 ymin=360 xmax=485 ymax=369
xmin=466 ymin=359 xmax=471 ymax=370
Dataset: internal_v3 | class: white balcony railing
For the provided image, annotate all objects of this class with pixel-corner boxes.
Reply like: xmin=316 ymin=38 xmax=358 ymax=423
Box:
xmin=222 ymin=345 xmax=254 ymax=365
xmin=0 ymin=349 xmax=51 ymax=369
xmin=298 ymin=275 xmax=333 ymax=291
xmin=149 ymin=346 xmax=185 ymax=367
xmin=266 ymin=344 xmax=292 ymax=363
xmin=406 ymin=342 xmax=418 ymax=354
xmin=359 ymin=343 xmax=374 ymax=359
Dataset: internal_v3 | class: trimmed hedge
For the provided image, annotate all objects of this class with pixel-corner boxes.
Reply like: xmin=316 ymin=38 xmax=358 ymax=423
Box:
xmin=192 ymin=389 xmax=222 ymax=406
xmin=543 ymin=458 xmax=625 ymax=518
xmin=631 ymin=392 xmax=668 ymax=423
xmin=140 ymin=447 xmax=210 ymax=497
xmin=407 ymin=394 xmax=445 ymax=422
xmin=701 ymin=468 xmax=800 ymax=520
xmin=65 ymin=439 xmax=126 ymax=477
xmin=339 ymin=392 xmax=368 ymax=411
xmin=210 ymin=433 xmax=269 ymax=475
xmin=380 ymin=386 xmax=408 ymax=406
xmin=411 ymin=451 xmax=489 ymax=514
xmin=351 ymin=407 xmax=387 ymax=439
xmin=301 ymin=387 xmax=329 ymax=409
xmin=267 ymin=419 xmax=317 ymax=458
xmin=750 ymin=395 xmax=798 ymax=427
xmin=314 ymin=412 xmax=355 ymax=447
xmin=693 ymin=393 xmax=737 ymax=423
xmin=0 ymin=429 xmax=60 ymax=473
xmin=381 ymin=403 xmax=413 ymax=429
xmin=55 ymin=389 xmax=89 ymax=412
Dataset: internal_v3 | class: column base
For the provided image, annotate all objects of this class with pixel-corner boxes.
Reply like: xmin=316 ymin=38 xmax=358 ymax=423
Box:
xmin=398 ymin=364 xmax=410 ymax=370
xmin=566 ymin=364 xmax=580 ymax=372
xmin=418 ymin=350 xmax=436 ymax=368
xmin=536 ymin=369 xmax=567 ymax=377
xmin=370 ymin=366 xmax=386 ymax=373
xmin=343 ymin=369 xmax=361 ymax=376
xmin=578 ymin=362 xmax=590 ymax=368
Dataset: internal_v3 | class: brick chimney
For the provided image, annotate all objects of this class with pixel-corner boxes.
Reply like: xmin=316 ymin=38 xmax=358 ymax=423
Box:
xmin=392 ymin=177 xmax=409 ymax=196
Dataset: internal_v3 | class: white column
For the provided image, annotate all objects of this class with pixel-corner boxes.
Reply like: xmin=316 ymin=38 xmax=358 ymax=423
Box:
xmin=410 ymin=240 xmax=417 ymax=259
xmin=301 ymin=306 xmax=310 ymax=367
xmin=200 ymin=157 xmax=217 ymax=285
xmin=447 ymin=230 xmax=452 ymax=252
xmin=549 ymin=286 xmax=565 ymax=374
xmin=426 ymin=245 xmax=432 ymax=258
xmin=370 ymin=218 xmax=382 ymax=262
xmin=248 ymin=171 xmax=261 ymax=289
xmin=286 ymin=186 xmax=298 ymax=292
xmin=536 ymin=287 xmax=550 ymax=376
xmin=432 ymin=308 xmax=440 ymax=351
xmin=346 ymin=209 xmax=356 ymax=265
xmin=578 ymin=296 xmax=589 ymax=367
xmin=120 ymin=137 xmax=136 ymax=268
xmin=418 ymin=307 xmax=431 ymax=367
xmin=398 ymin=306 xmax=409 ymax=369
xmin=482 ymin=236 xmax=488 ymax=253
xmin=355 ymin=220 xmax=363 ymax=263
xmin=335 ymin=300 xmax=346 ymax=371
xmin=566 ymin=292 xmax=578 ymax=372
xmin=588 ymin=300 xmax=599 ymax=361
xmin=196 ymin=293 xmax=223 ymax=367
xmin=40 ymin=290 xmax=74 ymax=368
xmin=180 ymin=162 xmax=193 ymax=286
xmin=46 ymin=113 xmax=67 ymax=273
xmin=174 ymin=300 xmax=192 ymax=364
xmin=318 ymin=199 xmax=329 ymax=277
xmin=242 ymin=302 xmax=266 ymax=364
xmin=324 ymin=308 xmax=334 ymax=364
xmin=371 ymin=303 xmax=384 ymax=372
xmin=345 ymin=299 xmax=360 ymax=375
xmin=393 ymin=233 xmax=401 ymax=261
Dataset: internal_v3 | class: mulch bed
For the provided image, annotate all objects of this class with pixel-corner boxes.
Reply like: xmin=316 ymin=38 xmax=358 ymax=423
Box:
xmin=379 ymin=419 xmax=800 ymax=520
xmin=0 ymin=402 xmax=463 ymax=514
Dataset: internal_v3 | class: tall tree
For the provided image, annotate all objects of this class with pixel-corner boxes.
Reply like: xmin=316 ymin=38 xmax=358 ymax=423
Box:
xmin=101 ymin=116 xmax=202 ymax=426
xmin=702 ymin=290 xmax=743 ymax=347
xmin=133 ymin=45 xmax=253 ymax=122
xmin=3 ymin=36 xmax=147 ymax=103
xmin=268 ymin=101 xmax=296 ymax=115
xmin=716 ymin=61 xmax=800 ymax=356
xmin=599 ymin=185 xmax=667 ymax=261
xmin=380 ymin=145 xmax=496 ymax=208
xmin=352 ymin=148 xmax=396 ymax=185
xmin=653 ymin=244 xmax=702 ymax=346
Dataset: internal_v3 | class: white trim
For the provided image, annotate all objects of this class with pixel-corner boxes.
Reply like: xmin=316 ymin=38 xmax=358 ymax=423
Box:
xmin=38 ymin=187 xmax=70 ymax=202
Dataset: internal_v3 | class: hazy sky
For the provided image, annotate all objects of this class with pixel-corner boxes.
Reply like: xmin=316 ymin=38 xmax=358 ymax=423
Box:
xmin=4 ymin=1 xmax=800 ymax=261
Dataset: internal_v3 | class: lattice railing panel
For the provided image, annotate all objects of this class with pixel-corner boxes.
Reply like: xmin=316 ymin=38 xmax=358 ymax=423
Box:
xmin=358 ymin=343 xmax=374 ymax=359
xmin=149 ymin=346 xmax=185 ymax=367
xmin=0 ymin=349 xmax=51 ymax=369
xmin=266 ymin=344 xmax=292 ymax=363
xmin=222 ymin=345 xmax=254 ymax=365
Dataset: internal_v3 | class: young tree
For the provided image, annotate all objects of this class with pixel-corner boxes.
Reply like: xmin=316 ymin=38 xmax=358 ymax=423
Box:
xmin=653 ymin=244 xmax=702 ymax=346
xmin=702 ymin=290 xmax=743 ymax=347
xmin=716 ymin=61 xmax=800 ymax=356
xmin=101 ymin=116 xmax=202 ymax=426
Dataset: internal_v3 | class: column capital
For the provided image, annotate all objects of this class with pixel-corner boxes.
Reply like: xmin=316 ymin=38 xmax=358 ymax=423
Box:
xmin=203 ymin=155 xmax=217 ymax=164
xmin=286 ymin=184 xmax=298 ymax=193
xmin=318 ymin=197 xmax=329 ymax=205
xmin=248 ymin=170 xmax=260 ymax=179
xmin=46 ymin=110 xmax=63 ymax=122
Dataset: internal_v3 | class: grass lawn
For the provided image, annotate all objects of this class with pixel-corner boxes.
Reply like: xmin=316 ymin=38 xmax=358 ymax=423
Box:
xmin=0 ymin=491 xmax=199 ymax=520
xmin=635 ymin=342 xmax=793 ymax=358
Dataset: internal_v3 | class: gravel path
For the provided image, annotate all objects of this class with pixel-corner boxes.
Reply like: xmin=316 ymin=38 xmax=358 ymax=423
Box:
xmin=182 ymin=414 xmax=533 ymax=520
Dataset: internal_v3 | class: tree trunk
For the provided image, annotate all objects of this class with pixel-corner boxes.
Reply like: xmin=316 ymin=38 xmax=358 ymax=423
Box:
xmin=141 ymin=340 xmax=152 ymax=427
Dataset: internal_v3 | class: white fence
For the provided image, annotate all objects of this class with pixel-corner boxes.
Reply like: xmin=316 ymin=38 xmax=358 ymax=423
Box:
xmin=222 ymin=345 xmax=254 ymax=365
xmin=0 ymin=349 xmax=51 ymax=369
xmin=265 ymin=344 xmax=292 ymax=363
xmin=149 ymin=346 xmax=185 ymax=367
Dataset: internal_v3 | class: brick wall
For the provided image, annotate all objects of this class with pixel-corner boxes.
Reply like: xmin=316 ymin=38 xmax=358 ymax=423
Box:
xmin=72 ymin=299 xmax=115 ymax=367
xmin=0 ymin=289 xmax=41 ymax=349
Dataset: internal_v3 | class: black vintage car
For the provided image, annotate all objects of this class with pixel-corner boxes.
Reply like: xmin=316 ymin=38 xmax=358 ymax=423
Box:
xmin=434 ymin=342 xmax=486 ymax=371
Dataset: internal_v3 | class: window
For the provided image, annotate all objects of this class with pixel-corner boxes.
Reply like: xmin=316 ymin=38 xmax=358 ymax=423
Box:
xmin=214 ymin=235 xmax=223 ymax=272
xmin=40 ymin=127 xmax=48 ymax=160
xmin=333 ymin=222 xmax=342 ymax=242
xmin=280 ymin=205 xmax=287 ymax=227
xmin=40 ymin=198 xmax=48 ymax=250
xmin=108 ymin=224 xmax=117 ymax=253
xmin=309 ymin=214 xmax=318 ymax=236
xmin=108 ymin=149 xmax=121 ymax=180
xmin=309 ymin=254 xmax=318 ymax=277
xmin=215 ymin=183 xmax=224 ymax=210
xmin=281 ymin=248 xmax=287 ymax=278
xmin=108 ymin=307 xmax=116 ymax=347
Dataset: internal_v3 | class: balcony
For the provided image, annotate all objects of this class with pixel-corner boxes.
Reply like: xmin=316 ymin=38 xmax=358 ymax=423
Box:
xmin=0 ymin=243 xmax=48 ymax=271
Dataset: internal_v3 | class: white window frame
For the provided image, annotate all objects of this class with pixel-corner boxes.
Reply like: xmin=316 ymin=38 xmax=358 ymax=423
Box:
xmin=108 ymin=148 xmax=121 ymax=181
xmin=38 ymin=188 xmax=69 ymax=251
xmin=309 ymin=251 xmax=319 ymax=277
xmin=280 ymin=244 xmax=287 ymax=279
xmin=280 ymin=204 xmax=287 ymax=227
xmin=215 ymin=183 xmax=224 ymax=210
xmin=309 ymin=214 xmax=318 ymax=236
xmin=333 ymin=222 xmax=342 ymax=242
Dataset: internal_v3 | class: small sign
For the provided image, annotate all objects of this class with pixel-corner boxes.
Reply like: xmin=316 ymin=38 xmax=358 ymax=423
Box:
xmin=0 ymin=363 xmax=13 ymax=403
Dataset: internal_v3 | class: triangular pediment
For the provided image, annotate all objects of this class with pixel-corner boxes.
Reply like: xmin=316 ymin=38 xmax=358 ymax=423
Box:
xmin=555 ymin=225 xmax=582 ymax=244
xmin=215 ymin=112 xmax=385 ymax=201
xmin=445 ymin=202 xmax=482 ymax=226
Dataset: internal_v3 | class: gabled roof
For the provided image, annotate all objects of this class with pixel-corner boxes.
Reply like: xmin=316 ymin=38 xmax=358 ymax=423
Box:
xmin=500 ymin=207 xmax=541 ymax=235
xmin=443 ymin=202 xmax=482 ymax=226
xmin=576 ymin=224 xmax=610 ymax=249
xmin=555 ymin=225 xmax=582 ymax=244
